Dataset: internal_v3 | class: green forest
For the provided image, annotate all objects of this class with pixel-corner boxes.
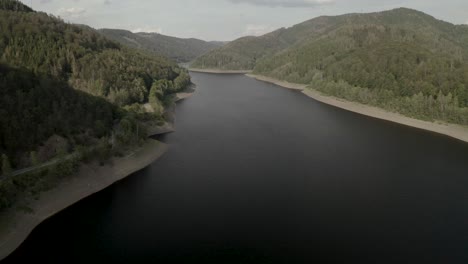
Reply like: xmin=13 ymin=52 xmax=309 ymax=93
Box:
xmin=0 ymin=0 xmax=190 ymax=179
xmin=0 ymin=0 xmax=193 ymax=210
xmin=0 ymin=6 xmax=191 ymax=106
xmin=193 ymin=8 xmax=468 ymax=126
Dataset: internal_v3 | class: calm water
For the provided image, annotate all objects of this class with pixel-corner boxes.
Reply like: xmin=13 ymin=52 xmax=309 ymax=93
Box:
xmin=4 ymin=73 xmax=468 ymax=263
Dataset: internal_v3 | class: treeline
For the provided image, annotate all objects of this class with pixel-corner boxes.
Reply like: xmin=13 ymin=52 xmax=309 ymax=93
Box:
xmin=310 ymin=79 xmax=468 ymax=125
xmin=190 ymin=49 xmax=257 ymax=70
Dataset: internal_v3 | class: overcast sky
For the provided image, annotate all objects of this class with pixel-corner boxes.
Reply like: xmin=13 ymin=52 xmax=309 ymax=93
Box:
xmin=25 ymin=0 xmax=468 ymax=41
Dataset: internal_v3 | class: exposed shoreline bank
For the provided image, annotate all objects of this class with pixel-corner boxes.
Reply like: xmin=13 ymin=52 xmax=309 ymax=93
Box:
xmin=0 ymin=88 xmax=196 ymax=261
xmin=189 ymin=68 xmax=252 ymax=74
xmin=0 ymin=139 xmax=168 ymax=261
xmin=247 ymin=74 xmax=468 ymax=144
xmin=146 ymin=88 xmax=195 ymax=137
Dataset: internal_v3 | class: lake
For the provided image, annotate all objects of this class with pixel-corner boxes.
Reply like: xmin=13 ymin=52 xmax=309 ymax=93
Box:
xmin=4 ymin=73 xmax=468 ymax=263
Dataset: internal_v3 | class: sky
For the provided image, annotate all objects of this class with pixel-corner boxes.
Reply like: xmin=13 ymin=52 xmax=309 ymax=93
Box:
xmin=24 ymin=0 xmax=468 ymax=41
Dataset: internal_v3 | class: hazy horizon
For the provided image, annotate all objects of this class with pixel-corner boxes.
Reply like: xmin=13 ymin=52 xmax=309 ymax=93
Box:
xmin=20 ymin=0 xmax=468 ymax=42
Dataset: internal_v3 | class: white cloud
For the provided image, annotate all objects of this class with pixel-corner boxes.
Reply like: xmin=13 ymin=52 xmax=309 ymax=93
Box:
xmin=243 ymin=24 xmax=276 ymax=36
xmin=228 ymin=0 xmax=334 ymax=8
xmin=28 ymin=0 xmax=468 ymax=41
xmin=131 ymin=26 xmax=163 ymax=34
xmin=58 ymin=7 xmax=86 ymax=18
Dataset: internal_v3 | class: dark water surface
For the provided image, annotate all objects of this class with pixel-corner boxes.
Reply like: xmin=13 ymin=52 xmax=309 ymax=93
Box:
xmin=5 ymin=73 xmax=468 ymax=263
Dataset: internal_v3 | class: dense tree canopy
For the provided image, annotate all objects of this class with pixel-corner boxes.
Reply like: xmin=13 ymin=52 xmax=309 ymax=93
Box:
xmin=0 ymin=64 xmax=120 ymax=167
xmin=0 ymin=0 xmax=192 ymax=170
xmin=0 ymin=1 xmax=191 ymax=108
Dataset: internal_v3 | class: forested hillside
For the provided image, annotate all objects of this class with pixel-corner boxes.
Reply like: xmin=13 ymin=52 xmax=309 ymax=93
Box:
xmin=0 ymin=64 xmax=119 ymax=165
xmin=0 ymin=5 xmax=190 ymax=107
xmin=99 ymin=29 xmax=223 ymax=63
xmin=254 ymin=8 xmax=468 ymax=124
xmin=193 ymin=8 xmax=468 ymax=125
xmin=191 ymin=15 xmax=345 ymax=70
xmin=0 ymin=0 xmax=191 ymax=171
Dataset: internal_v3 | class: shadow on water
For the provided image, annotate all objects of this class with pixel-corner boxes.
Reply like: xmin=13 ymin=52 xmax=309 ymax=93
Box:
xmin=151 ymin=133 xmax=170 ymax=143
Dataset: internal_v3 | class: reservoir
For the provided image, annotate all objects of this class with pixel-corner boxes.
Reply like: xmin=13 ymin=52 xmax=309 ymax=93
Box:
xmin=4 ymin=73 xmax=468 ymax=263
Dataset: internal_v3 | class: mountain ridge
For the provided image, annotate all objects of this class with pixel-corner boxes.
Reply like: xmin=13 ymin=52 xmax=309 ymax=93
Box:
xmin=98 ymin=28 xmax=223 ymax=63
xmin=192 ymin=7 xmax=468 ymax=126
xmin=192 ymin=7 xmax=468 ymax=70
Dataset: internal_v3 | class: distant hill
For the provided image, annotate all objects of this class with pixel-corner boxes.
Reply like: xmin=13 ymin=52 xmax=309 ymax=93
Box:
xmin=191 ymin=15 xmax=345 ymax=70
xmin=192 ymin=8 xmax=468 ymax=125
xmin=98 ymin=29 xmax=223 ymax=63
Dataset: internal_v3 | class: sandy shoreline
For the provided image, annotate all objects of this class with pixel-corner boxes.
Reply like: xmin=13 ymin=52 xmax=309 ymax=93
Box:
xmin=247 ymin=74 xmax=468 ymax=144
xmin=189 ymin=68 xmax=252 ymax=74
xmin=175 ymin=89 xmax=195 ymax=102
xmin=0 ymin=139 xmax=169 ymax=261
